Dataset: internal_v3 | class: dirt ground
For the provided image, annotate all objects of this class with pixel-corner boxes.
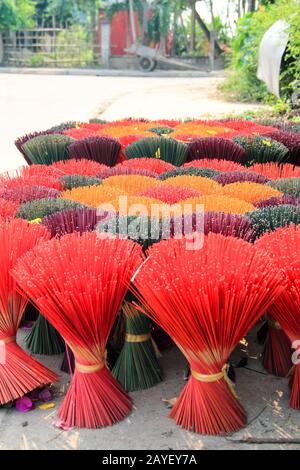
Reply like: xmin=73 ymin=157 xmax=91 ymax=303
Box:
xmin=0 ymin=327 xmax=300 ymax=450
xmin=0 ymin=70 xmax=269 ymax=173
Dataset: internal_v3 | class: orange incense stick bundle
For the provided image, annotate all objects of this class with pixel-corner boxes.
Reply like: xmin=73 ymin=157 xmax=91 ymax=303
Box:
xmin=12 ymin=233 xmax=144 ymax=428
xmin=256 ymin=225 xmax=300 ymax=408
xmin=0 ymin=219 xmax=57 ymax=405
xmin=132 ymin=233 xmax=284 ymax=435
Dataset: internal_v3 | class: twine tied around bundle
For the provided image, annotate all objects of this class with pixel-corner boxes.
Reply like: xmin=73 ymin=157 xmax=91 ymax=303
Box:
xmin=0 ymin=336 xmax=16 ymax=346
xmin=191 ymin=363 xmax=238 ymax=399
xmin=125 ymin=333 xmax=162 ymax=358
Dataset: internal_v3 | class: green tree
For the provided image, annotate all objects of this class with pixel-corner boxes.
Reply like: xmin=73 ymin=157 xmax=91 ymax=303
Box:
xmin=222 ymin=0 xmax=300 ymax=104
xmin=0 ymin=0 xmax=35 ymax=30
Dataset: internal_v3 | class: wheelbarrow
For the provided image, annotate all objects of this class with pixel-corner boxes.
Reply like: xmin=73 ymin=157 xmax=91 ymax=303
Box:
xmin=126 ymin=0 xmax=200 ymax=72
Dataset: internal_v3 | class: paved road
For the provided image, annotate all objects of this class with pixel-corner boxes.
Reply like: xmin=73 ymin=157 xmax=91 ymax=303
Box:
xmin=0 ymin=72 xmax=268 ymax=173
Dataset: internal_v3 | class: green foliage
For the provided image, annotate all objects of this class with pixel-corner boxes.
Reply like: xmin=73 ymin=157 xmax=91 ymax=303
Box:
xmin=25 ymin=53 xmax=45 ymax=67
xmin=0 ymin=0 xmax=35 ymax=30
xmin=106 ymin=1 xmax=143 ymax=21
xmin=51 ymin=25 xmax=94 ymax=66
xmin=222 ymin=0 xmax=300 ymax=104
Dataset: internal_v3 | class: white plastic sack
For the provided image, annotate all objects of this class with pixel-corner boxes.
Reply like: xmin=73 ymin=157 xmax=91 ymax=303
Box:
xmin=257 ymin=20 xmax=289 ymax=98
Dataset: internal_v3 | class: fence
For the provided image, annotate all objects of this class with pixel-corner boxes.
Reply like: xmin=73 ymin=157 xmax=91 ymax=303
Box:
xmin=0 ymin=28 xmax=101 ymax=67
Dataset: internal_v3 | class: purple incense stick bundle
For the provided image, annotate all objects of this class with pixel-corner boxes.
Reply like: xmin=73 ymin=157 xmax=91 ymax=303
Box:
xmin=42 ymin=207 xmax=98 ymax=237
xmin=214 ymin=171 xmax=269 ymax=186
xmin=187 ymin=137 xmax=247 ymax=163
xmin=68 ymin=136 xmax=121 ymax=167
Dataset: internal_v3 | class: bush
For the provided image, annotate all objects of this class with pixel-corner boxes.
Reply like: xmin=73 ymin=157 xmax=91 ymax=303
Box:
xmin=221 ymin=0 xmax=300 ymax=104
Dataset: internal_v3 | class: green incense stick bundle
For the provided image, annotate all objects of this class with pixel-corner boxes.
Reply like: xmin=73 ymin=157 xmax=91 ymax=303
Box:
xmin=25 ymin=315 xmax=65 ymax=355
xmin=112 ymin=302 xmax=163 ymax=392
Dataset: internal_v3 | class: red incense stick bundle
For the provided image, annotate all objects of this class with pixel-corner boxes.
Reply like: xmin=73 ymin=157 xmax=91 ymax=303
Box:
xmin=0 ymin=199 xmax=18 ymax=220
xmin=262 ymin=315 xmax=293 ymax=377
xmin=0 ymin=219 xmax=57 ymax=405
xmin=0 ymin=174 xmax=63 ymax=191
xmin=183 ymin=158 xmax=244 ymax=172
xmin=12 ymin=233 xmax=144 ymax=428
xmin=256 ymin=226 xmax=300 ymax=408
xmin=51 ymin=159 xmax=108 ymax=176
xmin=132 ymin=233 xmax=284 ymax=435
xmin=19 ymin=164 xmax=64 ymax=178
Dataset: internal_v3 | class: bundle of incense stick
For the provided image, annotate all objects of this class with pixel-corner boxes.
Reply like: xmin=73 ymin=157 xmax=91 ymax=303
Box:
xmin=51 ymin=158 xmax=108 ymax=176
xmin=214 ymin=171 xmax=269 ymax=185
xmin=256 ymin=225 xmax=300 ymax=409
xmin=98 ymin=165 xmax=158 ymax=179
xmin=112 ymin=302 xmax=162 ymax=391
xmin=261 ymin=314 xmax=293 ymax=377
xmin=0 ymin=199 xmax=18 ymax=220
xmin=121 ymin=158 xmax=175 ymax=175
xmin=132 ymin=233 xmax=284 ymax=434
xmin=1 ymin=185 xmax=60 ymax=204
xmin=0 ymin=219 xmax=58 ymax=405
xmin=187 ymin=137 xmax=247 ymax=163
xmin=22 ymin=134 xmax=75 ymax=165
xmin=124 ymin=137 xmax=188 ymax=166
xmin=183 ymin=158 xmax=244 ymax=172
xmin=42 ymin=207 xmax=98 ymax=237
xmin=169 ymin=212 xmax=255 ymax=242
xmin=68 ymin=136 xmax=121 ymax=167
xmin=25 ymin=315 xmax=65 ymax=355
xmin=0 ymin=174 xmax=63 ymax=191
xmin=12 ymin=233 xmax=143 ymax=428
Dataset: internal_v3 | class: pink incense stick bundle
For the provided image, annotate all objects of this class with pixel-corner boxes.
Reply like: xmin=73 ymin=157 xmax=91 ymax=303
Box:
xmin=0 ymin=219 xmax=57 ymax=405
xmin=183 ymin=158 xmax=244 ymax=172
xmin=121 ymin=158 xmax=175 ymax=175
xmin=1 ymin=185 xmax=60 ymax=204
xmin=98 ymin=165 xmax=158 ymax=179
xmin=132 ymin=233 xmax=285 ymax=435
xmin=256 ymin=225 xmax=300 ymax=408
xmin=12 ymin=233 xmax=144 ymax=428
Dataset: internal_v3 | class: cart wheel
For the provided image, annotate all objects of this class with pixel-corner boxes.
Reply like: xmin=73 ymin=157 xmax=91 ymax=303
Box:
xmin=138 ymin=57 xmax=157 ymax=72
